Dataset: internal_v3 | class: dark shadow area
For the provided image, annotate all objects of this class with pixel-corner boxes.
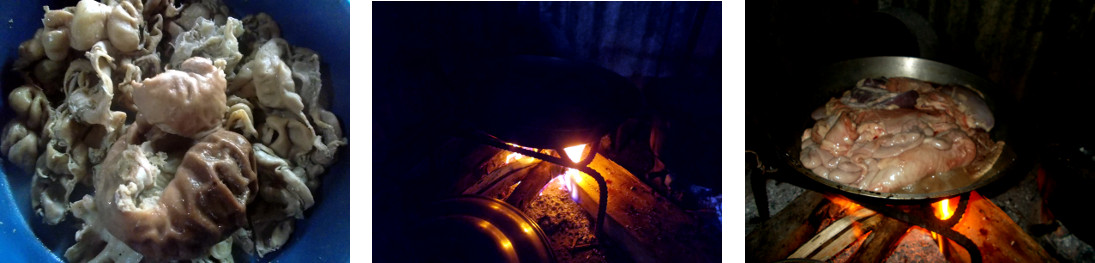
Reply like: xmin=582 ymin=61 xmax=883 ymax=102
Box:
xmin=751 ymin=1 xmax=1095 ymax=261
xmin=374 ymin=2 xmax=721 ymax=262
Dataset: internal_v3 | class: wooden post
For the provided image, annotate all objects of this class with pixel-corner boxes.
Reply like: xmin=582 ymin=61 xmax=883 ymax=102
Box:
xmin=505 ymin=163 xmax=566 ymax=209
xmin=942 ymin=191 xmax=1057 ymax=263
xmin=850 ymin=215 xmax=910 ymax=263
xmin=438 ymin=139 xmax=505 ymax=196
xmin=463 ymin=156 xmax=538 ymax=197
xmin=788 ymin=209 xmax=880 ymax=261
xmin=745 ymin=190 xmax=827 ymax=262
xmin=570 ymin=155 xmax=721 ymax=263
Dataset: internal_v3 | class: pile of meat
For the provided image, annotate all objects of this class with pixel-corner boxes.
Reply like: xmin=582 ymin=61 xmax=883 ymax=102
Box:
xmin=0 ymin=0 xmax=346 ymax=262
xmin=800 ymin=77 xmax=1002 ymax=193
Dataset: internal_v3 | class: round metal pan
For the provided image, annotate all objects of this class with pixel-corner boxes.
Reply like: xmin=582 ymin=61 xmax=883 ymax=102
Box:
xmin=414 ymin=195 xmax=556 ymax=263
xmin=785 ymin=56 xmax=1018 ymax=201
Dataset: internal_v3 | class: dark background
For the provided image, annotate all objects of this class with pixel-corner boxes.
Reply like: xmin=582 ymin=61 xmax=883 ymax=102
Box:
xmin=748 ymin=0 xmax=1095 ymax=202
xmin=749 ymin=0 xmax=1095 ymax=256
xmin=373 ymin=2 xmax=722 ymax=261
xmin=751 ymin=0 xmax=1095 ymax=151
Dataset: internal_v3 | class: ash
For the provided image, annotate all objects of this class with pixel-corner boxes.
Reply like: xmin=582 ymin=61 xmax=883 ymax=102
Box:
xmin=988 ymin=167 xmax=1095 ymax=262
xmin=745 ymin=170 xmax=806 ymax=235
xmin=523 ymin=178 xmax=607 ymax=263
xmin=886 ymin=227 xmax=946 ymax=262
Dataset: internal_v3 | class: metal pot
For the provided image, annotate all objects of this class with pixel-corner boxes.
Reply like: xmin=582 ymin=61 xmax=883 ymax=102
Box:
xmin=414 ymin=196 xmax=556 ymax=263
xmin=781 ymin=56 xmax=1021 ymax=201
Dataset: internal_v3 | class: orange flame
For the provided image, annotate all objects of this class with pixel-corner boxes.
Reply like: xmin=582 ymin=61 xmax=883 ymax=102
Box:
xmin=563 ymin=144 xmax=587 ymax=163
xmin=825 ymin=194 xmax=862 ymax=212
xmin=931 ymin=196 xmax=960 ymax=253
xmin=503 ymin=143 xmax=538 ymax=164
xmin=934 ymin=198 xmax=956 ymax=220
xmin=504 ymin=152 xmax=526 ymax=164
xmin=555 ymin=144 xmax=588 ymax=201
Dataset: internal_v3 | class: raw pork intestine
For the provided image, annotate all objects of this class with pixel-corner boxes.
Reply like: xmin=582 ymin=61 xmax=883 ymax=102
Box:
xmin=0 ymin=0 xmax=347 ymax=261
xmin=801 ymin=77 xmax=1002 ymax=193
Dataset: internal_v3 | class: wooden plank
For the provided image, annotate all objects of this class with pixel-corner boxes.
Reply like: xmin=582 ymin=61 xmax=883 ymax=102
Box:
xmin=789 ymin=209 xmax=879 ymax=261
xmin=942 ymin=191 xmax=1056 ymax=263
xmin=571 ymin=155 xmax=720 ymax=263
xmin=505 ymin=162 xmax=565 ymax=209
xmin=745 ymin=189 xmax=1053 ymax=263
xmin=463 ymin=157 xmax=538 ymax=197
xmin=438 ymin=139 xmax=505 ymax=196
xmin=572 ymin=187 xmax=658 ymax=263
xmin=745 ymin=190 xmax=827 ymax=262
xmin=850 ymin=215 xmax=910 ymax=263
xmin=813 ymin=214 xmax=883 ymax=261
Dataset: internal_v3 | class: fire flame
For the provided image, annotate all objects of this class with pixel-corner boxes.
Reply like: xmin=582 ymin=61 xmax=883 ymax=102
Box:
xmin=934 ymin=198 xmax=956 ymax=220
xmin=563 ymin=144 xmax=587 ymax=200
xmin=563 ymin=144 xmax=587 ymax=163
xmin=826 ymin=194 xmax=862 ymax=212
xmin=930 ymin=196 xmax=960 ymax=253
xmin=504 ymin=152 xmax=524 ymax=164
xmin=824 ymin=195 xmax=870 ymax=239
xmin=503 ymin=143 xmax=537 ymax=164
xmin=544 ymin=144 xmax=588 ymax=201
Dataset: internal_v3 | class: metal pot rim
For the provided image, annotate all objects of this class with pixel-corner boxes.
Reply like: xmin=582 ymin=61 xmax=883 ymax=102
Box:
xmin=420 ymin=195 xmax=557 ymax=262
xmin=788 ymin=56 xmax=1016 ymax=201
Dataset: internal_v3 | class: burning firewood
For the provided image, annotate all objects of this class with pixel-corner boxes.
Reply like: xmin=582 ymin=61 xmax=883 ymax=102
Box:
xmin=505 ymin=163 xmax=565 ymax=209
xmin=463 ymin=150 xmax=540 ymax=198
xmin=789 ymin=208 xmax=880 ymax=261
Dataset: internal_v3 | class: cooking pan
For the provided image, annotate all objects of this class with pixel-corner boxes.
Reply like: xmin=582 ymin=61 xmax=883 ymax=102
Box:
xmin=413 ymin=196 xmax=556 ymax=263
xmin=781 ymin=56 xmax=1019 ymax=201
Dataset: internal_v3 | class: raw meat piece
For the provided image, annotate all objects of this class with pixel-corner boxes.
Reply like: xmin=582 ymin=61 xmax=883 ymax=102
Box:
xmin=801 ymin=77 xmax=1000 ymax=193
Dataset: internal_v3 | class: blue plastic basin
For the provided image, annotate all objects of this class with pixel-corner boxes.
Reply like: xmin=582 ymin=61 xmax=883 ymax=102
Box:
xmin=0 ymin=0 xmax=350 ymax=262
